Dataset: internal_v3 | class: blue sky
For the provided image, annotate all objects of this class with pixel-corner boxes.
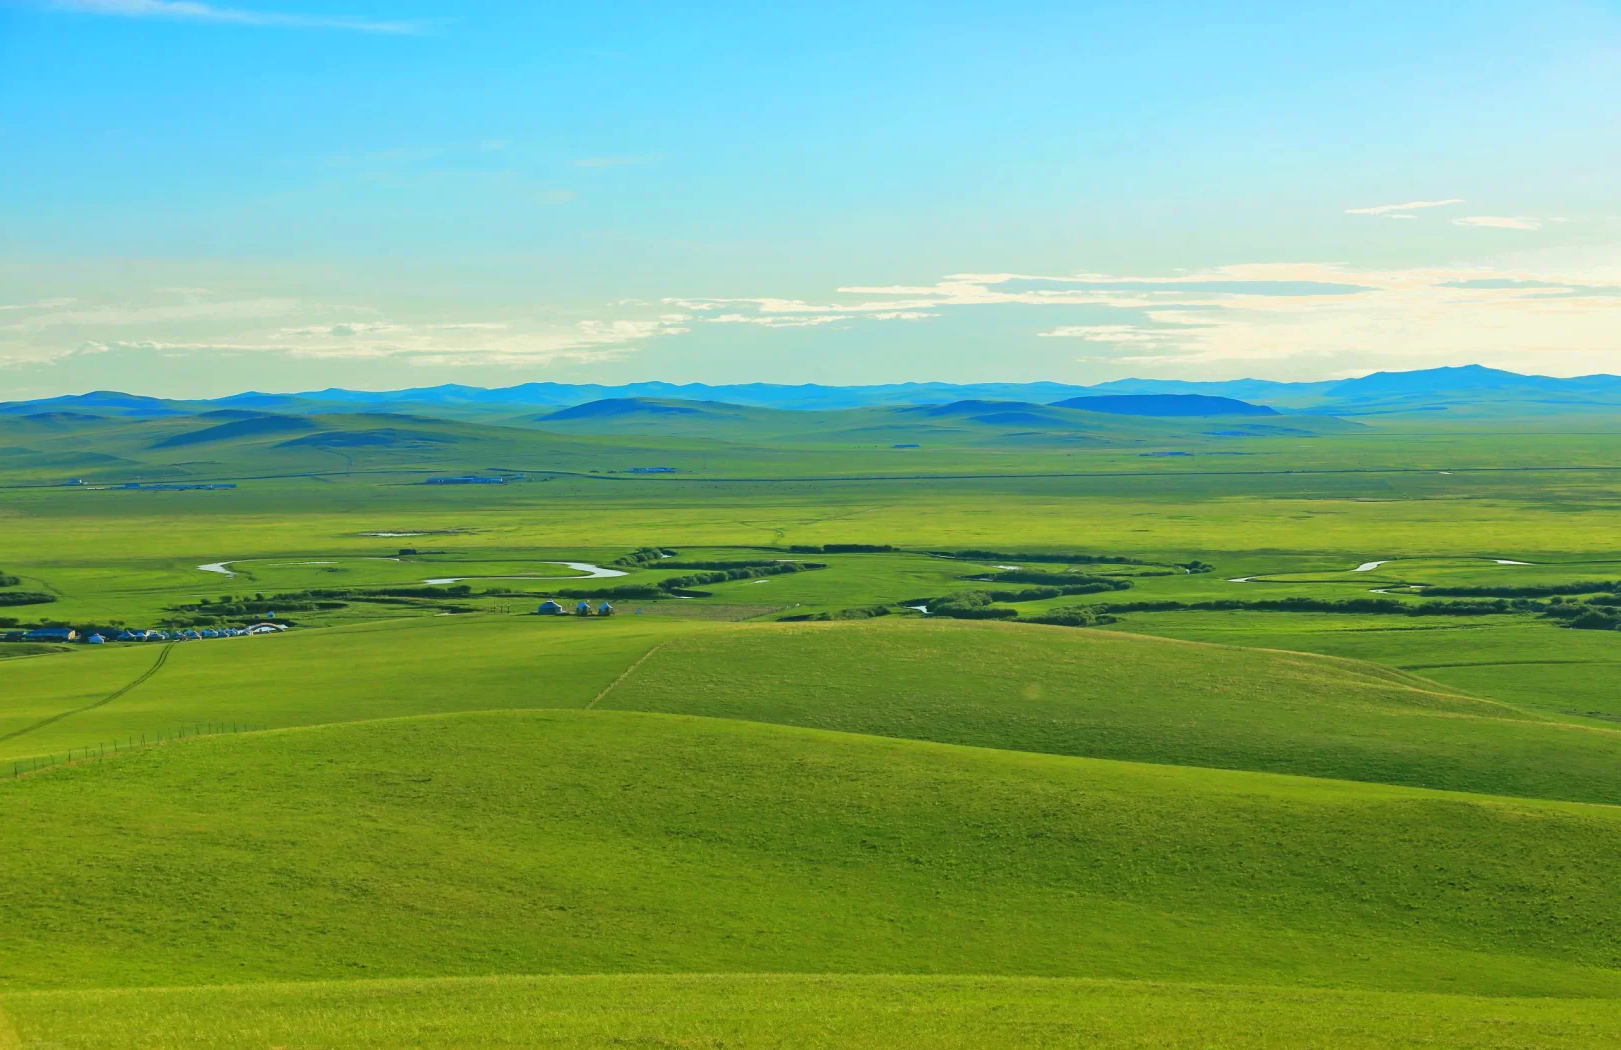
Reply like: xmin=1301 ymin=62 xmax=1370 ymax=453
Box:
xmin=2 ymin=0 xmax=1618 ymax=397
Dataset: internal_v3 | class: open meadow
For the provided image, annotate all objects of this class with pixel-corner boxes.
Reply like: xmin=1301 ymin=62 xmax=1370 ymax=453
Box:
xmin=12 ymin=4 xmax=1621 ymax=1041
xmin=3 ymin=403 xmax=1621 ymax=1046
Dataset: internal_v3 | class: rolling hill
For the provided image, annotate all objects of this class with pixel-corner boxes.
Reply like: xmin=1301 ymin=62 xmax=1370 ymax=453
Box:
xmin=4 ymin=707 xmax=1621 ymax=997
xmin=8 ymin=365 xmax=1621 ymax=420
xmin=1049 ymin=393 xmax=1279 ymax=416
xmin=596 ymin=619 xmax=1621 ymax=805
xmin=149 ymin=414 xmax=316 ymax=448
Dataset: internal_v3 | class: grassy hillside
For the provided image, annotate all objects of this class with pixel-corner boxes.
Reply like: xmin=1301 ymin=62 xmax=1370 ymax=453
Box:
xmin=0 ymin=615 xmax=705 ymax=764
xmin=9 ymin=974 xmax=1621 ymax=1050
xmin=3 ymin=710 xmax=1621 ymax=996
xmin=600 ymin=619 xmax=1621 ymax=804
xmin=5 ymin=405 xmax=1621 ymax=1045
xmin=1098 ymin=613 xmax=1621 ymax=722
xmin=509 ymin=395 xmax=1363 ymax=447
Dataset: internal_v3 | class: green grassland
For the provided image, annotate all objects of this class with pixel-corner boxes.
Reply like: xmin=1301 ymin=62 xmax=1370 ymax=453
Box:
xmin=598 ymin=619 xmax=1621 ymax=803
xmin=6 ymin=710 xmax=1621 ymax=997
xmin=10 ymin=974 xmax=1621 ymax=1050
xmin=0 ymin=615 xmax=705 ymax=764
xmin=4 ymin=403 xmax=1621 ymax=1046
xmin=1100 ymin=613 xmax=1621 ymax=720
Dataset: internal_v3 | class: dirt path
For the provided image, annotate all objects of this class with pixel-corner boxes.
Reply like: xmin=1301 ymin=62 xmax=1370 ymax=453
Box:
xmin=0 ymin=643 xmax=175 ymax=745
xmin=588 ymin=642 xmax=666 ymax=709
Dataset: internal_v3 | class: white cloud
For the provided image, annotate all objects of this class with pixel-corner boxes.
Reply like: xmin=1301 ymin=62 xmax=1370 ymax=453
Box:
xmin=667 ymin=261 xmax=1621 ymax=378
xmin=710 ymin=313 xmax=850 ymax=328
xmin=1454 ymin=216 xmax=1543 ymax=230
xmin=677 ymin=303 xmax=939 ymax=328
xmin=1345 ymin=198 xmax=1464 ymax=216
xmin=47 ymin=0 xmax=428 ymax=34
xmin=0 ymin=286 xmax=684 ymax=371
xmin=1040 ymin=324 xmax=1192 ymax=345
xmin=11 ymin=257 xmax=1621 ymax=382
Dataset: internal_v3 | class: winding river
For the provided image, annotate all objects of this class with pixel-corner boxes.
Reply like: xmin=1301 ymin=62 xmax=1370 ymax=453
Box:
xmin=198 ymin=560 xmax=626 ymax=583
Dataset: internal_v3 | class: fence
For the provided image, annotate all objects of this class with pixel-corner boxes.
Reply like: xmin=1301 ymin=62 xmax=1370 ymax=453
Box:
xmin=10 ymin=722 xmax=266 ymax=778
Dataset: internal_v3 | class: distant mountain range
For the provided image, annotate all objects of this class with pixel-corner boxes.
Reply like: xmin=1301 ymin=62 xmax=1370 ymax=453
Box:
xmin=4 ymin=365 xmax=1621 ymax=420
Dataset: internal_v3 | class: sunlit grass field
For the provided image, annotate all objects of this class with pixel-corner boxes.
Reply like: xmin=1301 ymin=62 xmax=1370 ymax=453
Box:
xmin=3 ymin=417 xmax=1621 ymax=1046
xmin=9 ymin=974 xmax=1621 ymax=1050
xmin=6 ymin=710 xmax=1621 ymax=996
xmin=598 ymin=619 xmax=1621 ymax=803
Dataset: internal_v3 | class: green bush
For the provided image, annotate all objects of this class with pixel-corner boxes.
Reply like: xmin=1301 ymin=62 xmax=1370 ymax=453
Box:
xmin=1095 ymin=597 xmax=1513 ymax=617
xmin=612 ymin=547 xmax=676 ymax=567
xmin=974 ymin=570 xmax=1133 ymax=591
xmin=788 ymin=544 xmax=894 ymax=554
xmin=1425 ymin=581 xmax=1621 ymax=597
xmin=1024 ymin=607 xmax=1118 ymax=628
xmin=934 ymin=549 xmax=1145 ymax=566
xmin=0 ymin=592 xmax=56 ymax=607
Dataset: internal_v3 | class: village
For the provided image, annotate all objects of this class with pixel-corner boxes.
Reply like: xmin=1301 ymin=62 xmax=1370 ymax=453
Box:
xmin=4 ymin=624 xmax=288 ymax=645
xmin=536 ymin=599 xmax=617 ymax=616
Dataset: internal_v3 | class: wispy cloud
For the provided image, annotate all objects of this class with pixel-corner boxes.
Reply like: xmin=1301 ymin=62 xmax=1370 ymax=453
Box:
xmin=47 ymin=0 xmax=430 ymax=34
xmin=6 ymin=297 xmax=300 ymax=329
xmin=667 ymin=261 xmax=1621 ymax=378
xmin=573 ymin=155 xmax=659 ymax=169
xmin=1454 ymin=215 xmax=1543 ymax=230
xmin=0 ymin=298 xmax=76 ymax=312
xmin=1039 ymin=324 xmax=1194 ymax=346
xmin=1345 ymin=198 xmax=1464 ymax=217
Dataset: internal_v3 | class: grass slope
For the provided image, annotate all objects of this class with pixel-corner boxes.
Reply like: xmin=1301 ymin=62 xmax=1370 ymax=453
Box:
xmin=3 ymin=709 xmax=1621 ymax=996
xmin=1101 ymin=613 xmax=1621 ymax=722
xmin=0 ymin=615 xmax=707 ymax=764
xmin=9 ymin=974 xmax=1621 ymax=1050
xmin=600 ymin=619 xmax=1621 ymax=805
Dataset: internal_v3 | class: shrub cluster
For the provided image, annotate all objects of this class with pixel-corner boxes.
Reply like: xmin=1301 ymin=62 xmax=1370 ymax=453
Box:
xmin=0 ymin=592 xmax=55 ymax=607
xmin=972 ymin=570 xmax=1134 ymax=591
xmin=612 ymin=547 xmax=677 ymax=567
xmin=661 ymin=559 xmax=827 ymax=571
xmin=778 ymin=605 xmax=895 ymax=622
xmin=1563 ymin=609 xmax=1621 ymax=631
xmin=932 ymin=549 xmax=1145 ymax=566
xmin=0 ymin=572 xmax=19 ymax=588
xmin=926 ymin=592 xmax=1020 ymax=620
xmin=1423 ymin=581 xmax=1620 ymax=598
xmin=787 ymin=544 xmax=895 ymax=554
xmin=168 ymin=585 xmax=481 ymax=619
xmin=1023 ymin=606 xmax=1118 ymax=627
xmin=1094 ymin=597 xmax=1516 ymax=617
xmin=559 ymin=561 xmax=826 ymax=600
xmin=556 ymin=585 xmax=667 ymax=600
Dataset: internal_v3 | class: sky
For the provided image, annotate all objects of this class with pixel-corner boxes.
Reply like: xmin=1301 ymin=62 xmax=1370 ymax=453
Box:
xmin=1 ymin=0 xmax=1619 ymax=398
